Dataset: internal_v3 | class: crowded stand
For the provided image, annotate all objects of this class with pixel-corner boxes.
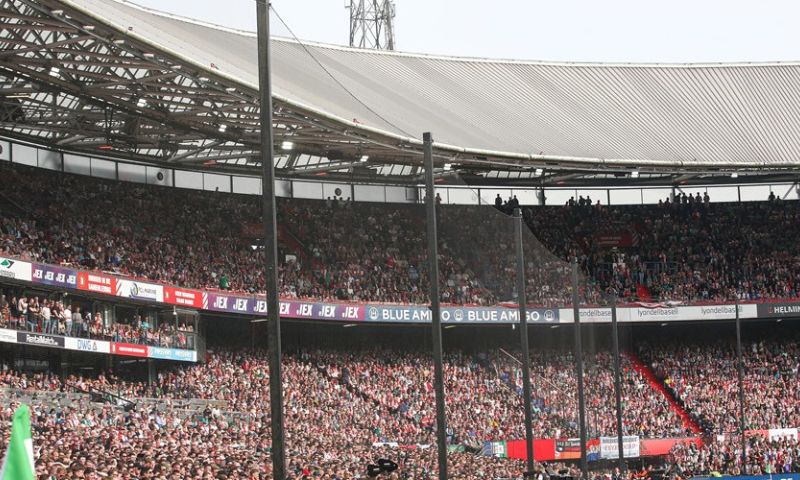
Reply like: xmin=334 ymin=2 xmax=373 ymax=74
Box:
xmin=644 ymin=339 xmax=800 ymax=435
xmin=0 ymin=289 xmax=196 ymax=349
xmin=323 ymin=349 xmax=686 ymax=441
xmin=0 ymin=352 xmax=535 ymax=479
xmin=1 ymin=163 xmax=800 ymax=306
xmin=668 ymin=435 xmax=800 ymax=477
xmin=0 ymin=334 xmax=798 ymax=477
xmin=2 ymin=163 xmax=800 ymax=478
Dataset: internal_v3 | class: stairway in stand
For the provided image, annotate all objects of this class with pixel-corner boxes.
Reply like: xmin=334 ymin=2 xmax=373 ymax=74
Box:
xmin=626 ymin=351 xmax=702 ymax=434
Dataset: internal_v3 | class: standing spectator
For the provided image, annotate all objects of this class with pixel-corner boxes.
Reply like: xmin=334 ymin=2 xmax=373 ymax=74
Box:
xmin=63 ymin=303 xmax=72 ymax=337
xmin=71 ymin=306 xmax=82 ymax=337
xmin=41 ymin=300 xmax=52 ymax=334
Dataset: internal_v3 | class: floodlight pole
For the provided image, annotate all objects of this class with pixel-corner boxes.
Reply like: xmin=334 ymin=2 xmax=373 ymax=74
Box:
xmin=256 ymin=1 xmax=286 ymax=479
xmin=423 ymin=132 xmax=448 ymax=480
xmin=611 ymin=292 xmax=625 ymax=473
xmin=735 ymin=296 xmax=747 ymax=472
xmin=572 ymin=258 xmax=588 ymax=479
xmin=514 ymin=207 xmax=535 ymax=473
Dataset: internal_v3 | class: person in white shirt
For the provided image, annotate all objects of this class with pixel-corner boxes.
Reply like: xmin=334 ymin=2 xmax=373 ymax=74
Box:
xmin=41 ymin=302 xmax=52 ymax=334
xmin=63 ymin=305 xmax=72 ymax=337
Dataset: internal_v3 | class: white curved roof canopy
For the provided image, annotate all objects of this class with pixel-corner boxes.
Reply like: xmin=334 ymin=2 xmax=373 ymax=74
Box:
xmin=14 ymin=0 xmax=800 ymax=171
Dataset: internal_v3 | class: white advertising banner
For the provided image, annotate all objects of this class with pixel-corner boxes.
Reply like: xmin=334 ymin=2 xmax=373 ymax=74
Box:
xmin=0 ymin=257 xmax=32 ymax=282
xmin=0 ymin=328 xmax=17 ymax=344
xmin=767 ymin=428 xmax=798 ymax=441
xmin=115 ymin=279 xmax=164 ymax=303
xmin=560 ymin=304 xmax=758 ymax=324
xmin=64 ymin=337 xmax=111 ymax=354
xmin=600 ymin=436 xmax=640 ymax=459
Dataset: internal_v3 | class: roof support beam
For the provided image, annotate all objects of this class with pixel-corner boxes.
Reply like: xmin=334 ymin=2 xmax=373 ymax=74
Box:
xmin=167 ymin=139 xmax=224 ymax=162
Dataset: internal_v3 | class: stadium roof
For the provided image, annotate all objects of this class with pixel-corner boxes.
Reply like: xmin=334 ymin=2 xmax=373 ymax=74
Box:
xmin=2 ymin=0 xmax=800 ymax=186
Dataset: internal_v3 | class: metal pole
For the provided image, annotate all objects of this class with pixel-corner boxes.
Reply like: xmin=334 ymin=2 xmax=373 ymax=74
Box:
xmin=256 ymin=2 xmax=286 ymax=478
xmin=515 ymin=207 xmax=535 ymax=473
xmin=735 ymin=297 xmax=747 ymax=472
xmin=423 ymin=132 xmax=448 ymax=480
xmin=572 ymin=258 xmax=588 ymax=479
xmin=611 ymin=293 xmax=625 ymax=473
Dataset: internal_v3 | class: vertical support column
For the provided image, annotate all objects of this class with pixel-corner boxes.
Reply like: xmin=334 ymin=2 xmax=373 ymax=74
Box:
xmin=147 ymin=359 xmax=155 ymax=388
xmin=735 ymin=297 xmax=747 ymax=472
xmin=423 ymin=132 xmax=448 ymax=480
xmin=514 ymin=207 xmax=535 ymax=473
xmin=611 ymin=293 xmax=625 ymax=472
xmin=255 ymin=1 xmax=286 ymax=478
xmin=572 ymin=258 xmax=588 ymax=479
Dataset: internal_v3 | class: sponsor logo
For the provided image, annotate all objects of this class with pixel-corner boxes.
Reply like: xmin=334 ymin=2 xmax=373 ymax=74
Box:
xmin=32 ymin=265 xmax=77 ymax=287
xmin=768 ymin=305 xmax=800 ymax=315
xmin=18 ymin=332 xmax=64 ymax=348
xmin=78 ymin=272 xmax=114 ymax=294
xmin=78 ymin=339 xmax=98 ymax=351
xmin=111 ymin=342 xmax=148 ymax=357
xmin=149 ymin=347 xmax=196 ymax=362
xmin=0 ymin=257 xmax=31 ymax=281
xmin=368 ymin=307 xmax=379 ymax=320
xmin=64 ymin=337 xmax=111 ymax=354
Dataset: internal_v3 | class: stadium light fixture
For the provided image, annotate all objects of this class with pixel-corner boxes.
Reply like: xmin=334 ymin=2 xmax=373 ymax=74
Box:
xmin=136 ymin=98 xmax=147 ymax=108
xmin=534 ymin=168 xmax=543 ymax=176
xmin=83 ymin=25 xmax=95 ymax=31
xmin=359 ymin=155 xmax=369 ymax=163
xmin=443 ymin=163 xmax=452 ymax=171
xmin=50 ymin=9 xmax=63 ymax=14
xmin=113 ymin=39 xmax=125 ymax=45
xmin=731 ymin=172 xmax=739 ymax=178
xmin=281 ymin=141 xmax=294 ymax=150
xmin=631 ymin=171 xmax=640 ymax=178
xmin=49 ymin=67 xmax=60 ymax=77
xmin=218 ymin=124 xmax=227 ymax=133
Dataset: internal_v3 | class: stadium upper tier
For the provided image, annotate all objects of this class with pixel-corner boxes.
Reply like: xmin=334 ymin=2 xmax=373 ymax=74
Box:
xmin=1 ymin=162 xmax=799 ymax=306
xmin=4 ymin=0 xmax=800 ymax=184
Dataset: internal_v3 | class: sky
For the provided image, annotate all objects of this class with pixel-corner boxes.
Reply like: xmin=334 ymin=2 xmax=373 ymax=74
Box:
xmin=127 ymin=0 xmax=800 ymax=63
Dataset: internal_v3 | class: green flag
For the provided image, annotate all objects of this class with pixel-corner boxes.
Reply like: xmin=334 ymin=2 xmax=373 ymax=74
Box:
xmin=0 ymin=405 xmax=35 ymax=480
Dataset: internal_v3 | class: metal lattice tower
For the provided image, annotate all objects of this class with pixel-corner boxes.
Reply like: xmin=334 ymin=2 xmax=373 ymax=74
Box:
xmin=348 ymin=0 xmax=396 ymax=50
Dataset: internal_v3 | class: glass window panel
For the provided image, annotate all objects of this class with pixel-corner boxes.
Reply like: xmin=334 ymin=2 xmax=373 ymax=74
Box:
xmin=174 ymin=170 xmax=203 ymax=190
xmin=38 ymin=149 xmax=62 ymax=171
xmin=64 ymin=154 xmax=90 ymax=175
xmin=12 ymin=144 xmax=36 ymax=166
xmin=293 ymin=181 xmax=323 ymax=199
xmin=118 ymin=163 xmax=146 ymax=183
xmin=609 ymin=189 xmax=642 ymax=205
xmin=90 ymin=158 xmax=116 ymax=179
xmin=232 ymin=176 xmax=260 ymax=195
xmin=203 ymin=173 xmax=231 ymax=192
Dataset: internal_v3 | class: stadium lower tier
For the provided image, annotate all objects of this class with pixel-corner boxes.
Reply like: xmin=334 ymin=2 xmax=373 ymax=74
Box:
xmin=2 ymin=162 xmax=800 ymax=306
xmin=0 ymin=331 xmax=798 ymax=479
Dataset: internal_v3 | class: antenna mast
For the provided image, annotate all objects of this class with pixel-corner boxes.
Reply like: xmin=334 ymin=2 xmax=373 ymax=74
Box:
xmin=347 ymin=0 xmax=396 ymax=50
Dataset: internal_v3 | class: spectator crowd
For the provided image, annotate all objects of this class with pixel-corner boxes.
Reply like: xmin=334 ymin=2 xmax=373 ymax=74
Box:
xmin=0 ymin=337 xmax=796 ymax=478
xmin=0 ymin=290 xmax=196 ymax=349
xmin=2 ymin=163 xmax=800 ymax=306
xmin=645 ymin=340 xmax=800 ymax=435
